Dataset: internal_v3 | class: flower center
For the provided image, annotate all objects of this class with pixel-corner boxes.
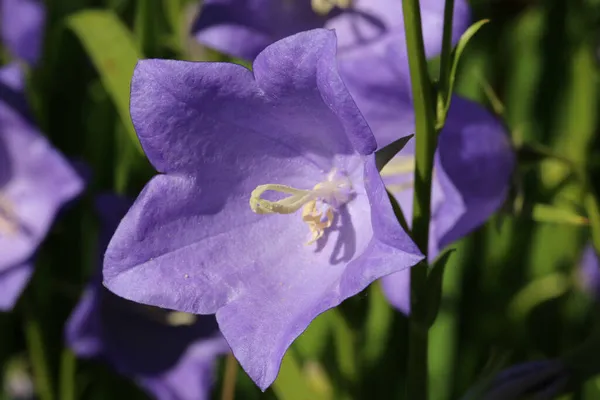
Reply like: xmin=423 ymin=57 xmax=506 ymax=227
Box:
xmin=0 ymin=193 xmax=19 ymax=237
xmin=249 ymin=169 xmax=354 ymax=244
xmin=311 ymin=0 xmax=352 ymax=15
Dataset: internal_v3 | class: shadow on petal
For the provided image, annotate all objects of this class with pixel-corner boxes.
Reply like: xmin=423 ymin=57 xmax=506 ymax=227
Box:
xmin=314 ymin=205 xmax=357 ymax=264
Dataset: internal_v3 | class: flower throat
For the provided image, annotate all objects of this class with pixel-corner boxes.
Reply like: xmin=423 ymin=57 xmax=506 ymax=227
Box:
xmin=249 ymin=169 xmax=354 ymax=244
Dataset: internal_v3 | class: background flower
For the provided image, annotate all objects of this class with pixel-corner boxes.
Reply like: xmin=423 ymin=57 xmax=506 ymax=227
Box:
xmin=0 ymin=63 xmax=83 ymax=310
xmin=0 ymin=0 xmax=46 ymax=66
xmin=192 ymin=0 xmax=470 ymax=61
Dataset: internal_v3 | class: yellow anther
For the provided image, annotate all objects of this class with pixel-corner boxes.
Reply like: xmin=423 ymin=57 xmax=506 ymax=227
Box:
xmin=311 ymin=0 xmax=351 ymax=15
xmin=302 ymin=200 xmax=334 ymax=245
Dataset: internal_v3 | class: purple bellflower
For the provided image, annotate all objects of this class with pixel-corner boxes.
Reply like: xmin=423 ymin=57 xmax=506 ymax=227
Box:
xmin=462 ymin=360 xmax=569 ymax=400
xmin=192 ymin=0 xmax=471 ymax=62
xmin=335 ymin=28 xmax=515 ymax=313
xmin=376 ymin=97 xmax=515 ymax=313
xmin=577 ymin=244 xmax=600 ymax=299
xmin=67 ymin=195 xmax=228 ymax=400
xmin=0 ymin=63 xmax=83 ymax=310
xmin=102 ymin=29 xmax=424 ymax=389
xmin=0 ymin=0 xmax=46 ymax=66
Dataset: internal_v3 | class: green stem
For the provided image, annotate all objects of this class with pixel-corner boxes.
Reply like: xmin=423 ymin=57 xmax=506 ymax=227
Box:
xmin=59 ymin=349 xmax=76 ymax=400
xmin=23 ymin=303 xmax=54 ymax=400
xmin=437 ymin=0 xmax=456 ymax=112
xmin=402 ymin=0 xmax=437 ymax=398
xmin=221 ymin=353 xmax=238 ymax=400
xmin=585 ymin=189 xmax=600 ymax=254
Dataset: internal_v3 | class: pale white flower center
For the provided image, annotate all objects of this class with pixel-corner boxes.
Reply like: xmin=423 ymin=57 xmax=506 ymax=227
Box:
xmin=249 ymin=169 xmax=354 ymax=244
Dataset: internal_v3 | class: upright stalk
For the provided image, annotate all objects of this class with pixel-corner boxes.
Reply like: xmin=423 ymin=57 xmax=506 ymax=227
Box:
xmin=402 ymin=0 xmax=437 ymax=398
xmin=437 ymin=0 xmax=456 ymax=114
xmin=23 ymin=301 xmax=54 ymax=400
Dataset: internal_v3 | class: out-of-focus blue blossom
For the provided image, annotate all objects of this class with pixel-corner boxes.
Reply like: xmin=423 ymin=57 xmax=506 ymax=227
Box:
xmin=462 ymin=360 xmax=569 ymax=400
xmin=101 ymin=29 xmax=423 ymax=390
xmin=66 ymin=194 xmax=229 ymax=400
xmin=191 ymin=0 xmax=471 ymax=61
xmin=375 ymin=96 xmax=515 ymax=313
xmin=0 ymin=0 xmax=46 ymax=66
xmin=0 ymin=63 xmax=83 ymax=310
xmin=578 ymin=244 xmax=600 ymax=299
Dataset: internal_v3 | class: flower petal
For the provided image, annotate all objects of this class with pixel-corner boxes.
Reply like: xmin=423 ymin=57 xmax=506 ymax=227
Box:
xmin=327 ymin=0 xmax=471 ymax=56
xmin=0 ymin=263 xmax=32 ymax=310
xmin=130 ymin=29 xmax=374 ymax=175
xmin=105 ymin=30 xmax=422 ymax=389
xmin=68 ymin=194 xmax=228 ymax=400
xmin=1 ymin=0 xmax=45 ymax=65
xmin=434 ymin=96 xmax=514 ymax=250
xmin=0 ymin=110 xmax=84 ymax=270
xmin=191 ymin=0 xmax=333 ymax=60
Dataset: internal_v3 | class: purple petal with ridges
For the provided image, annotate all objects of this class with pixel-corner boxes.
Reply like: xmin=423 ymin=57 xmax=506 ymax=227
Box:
xmin=103 ymin=29 xmax=422 ymax=389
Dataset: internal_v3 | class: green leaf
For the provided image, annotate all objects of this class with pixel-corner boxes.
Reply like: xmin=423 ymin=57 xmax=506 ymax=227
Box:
xmin=441 ymin=19 xmax=490 ymax=122
xmin=363 ymin=283 xmax=394 ymax=366
xmin=67 ymin=10 xmax=144 ymax=155
xmin=272 ymin=350 xmax=329 ymax=400
xmin=508 ymin=272 xmax=570 ymax=321
xmin=528 ymin=203 xmax=588 ymax=226
xmin=330 ymin=309 xmax=358 ymax=382
xmin=375 ymin=134 xmax=414 ymax=171
xmin=422 ymin=249 xmax=455 ymax=328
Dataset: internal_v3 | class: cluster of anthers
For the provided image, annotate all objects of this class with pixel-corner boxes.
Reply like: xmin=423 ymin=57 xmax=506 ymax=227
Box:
xmin=249 ymin=169 xmax=354 ymax=245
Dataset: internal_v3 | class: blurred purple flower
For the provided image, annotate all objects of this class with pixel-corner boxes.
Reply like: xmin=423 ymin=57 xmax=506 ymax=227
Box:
xmin=1 ymin=0 xmax=46 ymax=65
xmin=67 ymin=194 xmax=228 ymax=400
xmin=578 ymin=244 xmax=600 ymax=299
xmin=0 ymin=63 xmax=83 ymax=310
xmin=463 ymin=360 xmax=569 ymax=400
xmin=342 ymin=36 xmax=515 ymax=313
xmin=192 ymin=0 xmax=471 ymax=61
xmin=102 ymin=29 xmax=423 ymax=389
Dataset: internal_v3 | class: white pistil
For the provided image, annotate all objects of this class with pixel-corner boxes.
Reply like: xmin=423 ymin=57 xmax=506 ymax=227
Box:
xmin=311 ymin=0 xmax=352 ymax=15
xmin=249 ymin=169 xmax=353 ymax=245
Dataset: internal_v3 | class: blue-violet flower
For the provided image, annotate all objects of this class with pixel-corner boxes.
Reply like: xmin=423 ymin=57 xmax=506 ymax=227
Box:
xmin=0 ymin=63 xmax=83 ymax=310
